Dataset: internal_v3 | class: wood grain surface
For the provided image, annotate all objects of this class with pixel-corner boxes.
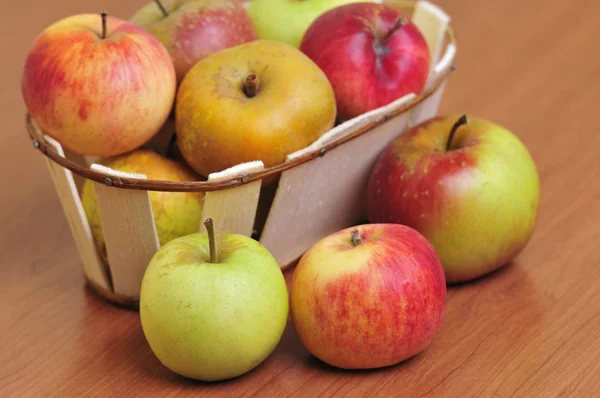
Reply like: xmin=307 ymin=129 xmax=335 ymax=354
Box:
xmin=2 ymin=0 xmax=599 ymax=396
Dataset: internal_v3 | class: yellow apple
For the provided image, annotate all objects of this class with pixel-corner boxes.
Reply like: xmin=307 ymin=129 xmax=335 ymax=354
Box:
xmin=175 ymin=39 xmax=337 ymax=177
xmin=81 ymin=149 xmax=204 ymax=262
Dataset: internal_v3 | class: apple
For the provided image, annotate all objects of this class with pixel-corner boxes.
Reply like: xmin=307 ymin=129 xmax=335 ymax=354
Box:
xmin=175 ymin=39 xmax=337 ymax=177
xmin=81 ymin=149 xmax=204 ymax=263
xmin=140 ymin=219 xmax=289 ymax=381
xmin=247 ymin=0 xmax=372 ymax=48
xmin=300 ymin=3 xmax=430 ymax=122
xmin=291 ymin=223 xmax=446 ymax=369
xmin=367 ymin=115 xmax=540 ymax=283
xmin=21 ymin=13 xmax=176 ymax=157
xmin=130 ymin=0 xmax=257 ymax=82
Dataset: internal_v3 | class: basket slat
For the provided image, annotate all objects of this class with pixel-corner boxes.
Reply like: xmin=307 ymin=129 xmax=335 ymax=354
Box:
xmin=260 ymin=94 xmax=415 ymax=267
xmin=42 ymin=136 xmax=111 ymax=290
xmin=91 ymin=165 xmax=159 ymax=297
xmin=412 ymin=0 xmax=451 ymax=87
xmin=200 ymin=161 xmax=264 ymax=237
xmin=408 ymin=1 xmax=452 ymax=127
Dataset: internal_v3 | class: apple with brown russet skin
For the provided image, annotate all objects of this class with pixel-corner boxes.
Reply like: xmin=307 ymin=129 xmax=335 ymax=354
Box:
xmin=291 ymin=223 xmax=446 ymax=369
xmin=300 ymin=3 xmax=430 ymax=122
xmin=367 ymin=115 xmax=540 ymax=283
xmin=21 ymin=13 xmax=176 ymax=157
xmin=175 ymin=40 xmax=337 ymax=178
xmin=131 ymin=0 xmax=257 ymax=82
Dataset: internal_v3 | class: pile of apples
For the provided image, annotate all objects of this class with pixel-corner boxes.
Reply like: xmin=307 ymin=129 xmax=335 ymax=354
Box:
xmin=21 ymin=0 xmax=540 ymax=382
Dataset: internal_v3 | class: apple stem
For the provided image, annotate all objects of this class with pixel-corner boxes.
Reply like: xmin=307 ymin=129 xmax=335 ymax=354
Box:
xmin=350 ymin=229 xmax=362 ymax=247
xmin=154 ymin=0 xmax=169 ymax=16
xmin=381 ymin=16 xmax=407 ymax=43
xmin=101 ymin=11 xmax=108 ymax=39
xmin=446 ymin=114 xmax=469 ymax=151
xmin=204 ymin=218 xmax=217 ymax=263
xmin=243 ymin=74 xmax=259 ymax=98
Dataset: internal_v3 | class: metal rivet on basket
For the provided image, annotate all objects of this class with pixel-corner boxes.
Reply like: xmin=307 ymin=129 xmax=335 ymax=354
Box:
xmin=33 ymin=140 xmax=40 ymax=149
xmin=319 ymin=148 xmax=327 ymax=157
xmin=103 ymin=177 xmax=113 ymax=186
xmin=241 ymin=173 xmax=250 ymax=184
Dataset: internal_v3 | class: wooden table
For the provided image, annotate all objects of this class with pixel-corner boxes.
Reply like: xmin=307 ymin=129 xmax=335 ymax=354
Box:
xmin=2 ymin=0 xmax=599 ymax=396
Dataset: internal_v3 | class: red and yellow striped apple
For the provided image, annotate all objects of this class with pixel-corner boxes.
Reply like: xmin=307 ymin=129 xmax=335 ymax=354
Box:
xmin=131 ymin=0 xmax=257 ymax=83
xmin=291 ymin=224 xmax=446 ymax=369
xmin=367 ymin=115 xmax=540 ymax=283
xmin=21 ymin=13 xmax=176 ymax=157
xmin=300 ymin=3 xmax=430 ymax=122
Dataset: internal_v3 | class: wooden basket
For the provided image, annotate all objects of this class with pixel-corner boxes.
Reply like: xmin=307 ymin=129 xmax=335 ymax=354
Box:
xmin=25 ymin=0 xmax=456 ymax=309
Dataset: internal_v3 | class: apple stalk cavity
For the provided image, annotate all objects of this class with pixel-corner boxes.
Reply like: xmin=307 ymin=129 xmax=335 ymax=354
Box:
xmin=244 ymin=73 xmax=259 ymax=98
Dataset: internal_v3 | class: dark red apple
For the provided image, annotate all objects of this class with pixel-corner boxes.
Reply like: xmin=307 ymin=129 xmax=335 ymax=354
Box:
xmin=300 ymin=3 xmax=430 ymax=122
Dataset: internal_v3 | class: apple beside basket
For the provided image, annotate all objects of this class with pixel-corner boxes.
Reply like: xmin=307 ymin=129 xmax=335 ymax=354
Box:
xmin=25 ymin=0 xmax=457 ymax=309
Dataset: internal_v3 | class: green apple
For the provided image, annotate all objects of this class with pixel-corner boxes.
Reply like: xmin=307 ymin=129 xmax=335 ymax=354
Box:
xmin=140 ymin=219 xmax=289 ymax=381
xmin=367 ymin=115 xmax=540 ymax=283
xmin=81 ymin=149 xmax=204 ymax=264
xmin=247 ymin=0 xmax=374 ymax=48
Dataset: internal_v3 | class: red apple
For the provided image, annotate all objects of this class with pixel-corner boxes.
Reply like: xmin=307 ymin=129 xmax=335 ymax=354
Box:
xmin=131 ymin=0 xmax=257 ymax=82
xmin=291 ymin=224 xmax=446 ymax=369
xmin=300 ymin=3 xmax=430 ymax=122
xmin=21 ymin=13 xmax=176 ymax=157
xmin=367 ymin=115 xmax=540 ymax=283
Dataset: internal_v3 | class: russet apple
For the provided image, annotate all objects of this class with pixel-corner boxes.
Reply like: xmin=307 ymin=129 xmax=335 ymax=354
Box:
xmin=140 ymin=219 xmax=289 ymax=381
xmin=247 ymin=0 xmax=372 ymax=48
xmin=291 ymin=224 xmax=446 ymax=369
xmin=81 ymin=149 xmax=204 ymax=263
xmin=175 ymin=39 xmax=337 ymax=177
xmin=367 ymin=115 xmax=540 ymax=283
xmin=300 ymin=3 xmax=430 ymax=122
xmin=22 ymin=13 xmax=176 ymax=157
xmin=131 ymin=0 xmax=257 ymax=82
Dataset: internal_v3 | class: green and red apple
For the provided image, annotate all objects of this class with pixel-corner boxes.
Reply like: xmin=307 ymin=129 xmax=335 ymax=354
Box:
xmin=131 ymin=0 xmax=257 ymax=82
xmin=21 ymin=13 xmax=176 ymax=157
xmin=247 ymin=0 xmax=373 ymax=48
xmin=140 ymin=219 xmax=289 ymax=381
xmin=291 ymin=223 xmax=446 ymax=369
xmin=300 ymin=3 xmax=430 ymax=121
xmin=367 ymin=115 xmax=540 ymax=283
xmin=81 ymin=149 xmax=204 ymax=263
xmin=175 ymin=39 xmax=336 ymax=177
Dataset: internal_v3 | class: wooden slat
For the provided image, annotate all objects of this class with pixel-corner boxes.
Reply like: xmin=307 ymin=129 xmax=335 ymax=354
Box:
xmin=412 ymin=0 xmax=451 ymax=87
xmin=408 ymin=2 xmax=453 ymax=126
xmin=200 ymin=161 xmax=264 ymax=237
xmin=42 ymin=136 xmax=111 ymax=290
xmin=260 ymin=95 xmax=416 ymax=267
xmin=90 ymin=164 xmax=159 ymax=298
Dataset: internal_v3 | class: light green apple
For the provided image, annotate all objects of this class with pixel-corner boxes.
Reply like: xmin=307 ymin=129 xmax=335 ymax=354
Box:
xmin=247 ymin=0 xmax=374 ymax=48
xmin=140 ymin=219 xmax=289 ymax=381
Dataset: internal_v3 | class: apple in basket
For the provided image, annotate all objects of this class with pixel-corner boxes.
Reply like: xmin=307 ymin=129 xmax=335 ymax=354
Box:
xmin=175 ymin=39 xmax=337 ymax=177
xmin=300 ymin=3 xmax=430 ymax=122
xmin=131 ymin=0 xmax=257 ymax=82
xmin=21 ymin=13 xmax=176 ymax=157
xmin=81 ymin=149 xmax=204 ymax=263
xmin=247 ymin=0 xmax=373 ymax=48
xmin=291 ymin=224 xmax=446 ymax=369
xmin=140 ymin=219 xmax=289 ymax=381
xmin=367 ymin=115 xmax=540 ymax=283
